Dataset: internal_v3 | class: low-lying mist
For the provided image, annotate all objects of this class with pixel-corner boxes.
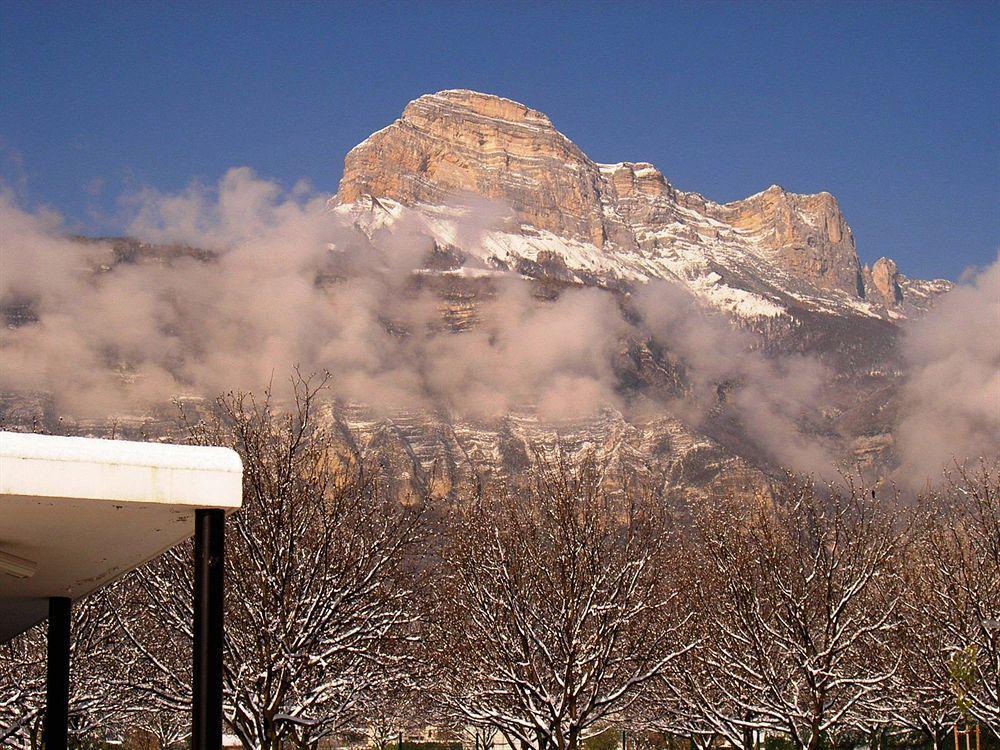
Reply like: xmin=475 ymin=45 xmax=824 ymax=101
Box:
xmin=896 ymin=254 xmax=1000 ymax=489
xmin=1 ymin=168 xmax=997 ymax=486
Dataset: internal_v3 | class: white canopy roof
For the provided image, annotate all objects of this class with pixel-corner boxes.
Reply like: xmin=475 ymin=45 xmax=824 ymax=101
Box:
xmin=0 ymin=431 xmax=243 ymax=641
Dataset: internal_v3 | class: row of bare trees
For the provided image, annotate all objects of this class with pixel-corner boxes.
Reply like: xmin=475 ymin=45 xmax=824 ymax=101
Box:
xmin=2 ymin=380 xmax=998 ymax=750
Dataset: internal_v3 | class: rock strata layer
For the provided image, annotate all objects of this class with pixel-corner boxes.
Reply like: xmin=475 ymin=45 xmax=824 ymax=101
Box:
xmin=337 ymin=89 xmax=919 ymax=304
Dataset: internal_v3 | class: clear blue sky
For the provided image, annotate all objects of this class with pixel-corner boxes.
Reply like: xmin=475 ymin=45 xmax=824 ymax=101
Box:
xmin=1 ymin=1 xmax=996 ymax=280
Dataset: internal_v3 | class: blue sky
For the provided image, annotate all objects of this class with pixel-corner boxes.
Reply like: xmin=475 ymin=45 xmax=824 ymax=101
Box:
xmin=1 ymin=1 xmax=996 ymax=280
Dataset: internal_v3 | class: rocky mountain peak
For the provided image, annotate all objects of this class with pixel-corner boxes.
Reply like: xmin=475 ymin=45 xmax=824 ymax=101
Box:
xmin=709 ymin=185 xmax=863 ymax=296
xmin=335 ymin=90 xmax=941 ymax=315
xmin=337 ymin=89 xmax=622 ymax=248
xmin=403 ymin=89 xmax=555 ymax=128
xmin=865 ymin=257 xmax=904 ymax=306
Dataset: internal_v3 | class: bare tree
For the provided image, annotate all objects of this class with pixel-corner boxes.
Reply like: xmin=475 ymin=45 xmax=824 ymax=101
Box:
xmin=890 ymin=524 xmax=960 ymax=748
xmin=904 ymin=462 xmax=1000 ymax=729
xmin=361 ymin=681 xmax=435 ymax=750
xmin=0 ymin=593 xmax=131 ymax=749
xmin=643 ymin=639 xmax=751 ymax=750
xmin=660 ymin=477 xmax=903 ymax=750
xmin=120 ymin=374 xmax=427 ymax=750
xmin=429 ymin=449 xmax=689 ymax=750
xmin=355 ymin=638 xmax=439 ymax=750
xmin=131 ymin=708 xmax=190 ymax=750
xmin=460 ymin=723 xmax=502 ymax=750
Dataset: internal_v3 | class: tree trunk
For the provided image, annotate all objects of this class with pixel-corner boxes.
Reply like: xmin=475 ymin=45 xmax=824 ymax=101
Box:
xmin=265 ymin=713 xmax=278 ymax=750
xmin=934 ymin=729 xmax=948 ymax=750
xmin=805 ymin=724 xmax=822 ymax=750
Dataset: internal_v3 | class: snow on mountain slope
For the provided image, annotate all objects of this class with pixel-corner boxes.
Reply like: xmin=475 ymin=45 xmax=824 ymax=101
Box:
xmin=332 ymin=89 xmax=951 ymax=322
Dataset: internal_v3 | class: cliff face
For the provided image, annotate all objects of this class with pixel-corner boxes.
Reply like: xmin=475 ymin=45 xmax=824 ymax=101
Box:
xmin=326 ymin=89 xmax=962 ymax=475
xmin=865 ymin=257 xmax=904 ymax=306
xmin=337 ymin=89 xmax=924 ymax=308
xmin=706 ymin=186 xmax=863 ymax=297
xmin=338 ymin=90 xmax=634 ymax=249
xmin=1 ymin=89 xmax=958 ymax=496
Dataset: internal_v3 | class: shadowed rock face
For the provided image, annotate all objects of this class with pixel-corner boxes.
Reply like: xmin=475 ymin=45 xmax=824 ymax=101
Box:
xmin=338 ymin=89 xmax=874 ymax=300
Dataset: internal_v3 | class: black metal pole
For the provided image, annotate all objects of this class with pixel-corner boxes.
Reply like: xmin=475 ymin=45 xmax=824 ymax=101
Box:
xmin=193 ymin=508 xmax=225 ymax=750
xmin=44 ymin=596 xmax=71 ymax=750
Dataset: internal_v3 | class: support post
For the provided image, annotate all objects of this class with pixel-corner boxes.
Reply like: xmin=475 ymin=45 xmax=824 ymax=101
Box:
xmin=193 ymin=508 xmax=225 ymax=750
xmin=44 ymin=596 xmax=71 ymax=750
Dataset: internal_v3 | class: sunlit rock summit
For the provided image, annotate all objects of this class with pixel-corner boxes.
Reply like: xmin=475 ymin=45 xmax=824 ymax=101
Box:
xmin=335 ymin=89 xmax=948 ymax=320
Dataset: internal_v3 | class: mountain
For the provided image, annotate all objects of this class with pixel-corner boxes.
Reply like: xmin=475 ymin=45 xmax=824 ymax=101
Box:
xmin=329 ymin=90 xmax=953 ymax=487
xmin=1 ymin=90 xmax=955 ymax=500
xmin=335 ymin=89 xmax=949 ymax=321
